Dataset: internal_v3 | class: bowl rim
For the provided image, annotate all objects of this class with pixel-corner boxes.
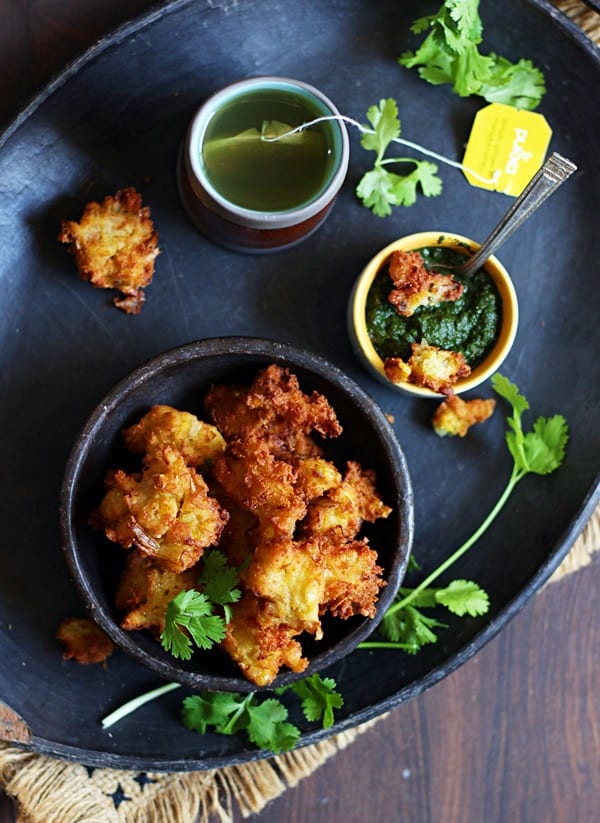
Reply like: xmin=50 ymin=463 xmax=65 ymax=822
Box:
xmin=348 ymin=231 xmax=519 ymax=398
xmin=185 ymin=76 xmax=350 ymax=230
xmin=59 ymin=336 xmax=414 ymax=692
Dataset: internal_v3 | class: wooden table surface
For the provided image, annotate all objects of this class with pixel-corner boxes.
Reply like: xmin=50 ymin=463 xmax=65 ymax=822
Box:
xmin=1 ymin=2 xmax=598 ymax=821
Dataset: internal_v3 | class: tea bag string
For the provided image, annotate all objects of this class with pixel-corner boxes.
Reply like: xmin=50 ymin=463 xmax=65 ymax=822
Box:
xmin=261 ymin=114 xmax=500 ymax=187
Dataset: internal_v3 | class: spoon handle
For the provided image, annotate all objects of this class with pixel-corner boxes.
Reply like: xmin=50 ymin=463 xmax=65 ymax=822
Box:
xmin=458 ymin=152 xmax=577 ymax=277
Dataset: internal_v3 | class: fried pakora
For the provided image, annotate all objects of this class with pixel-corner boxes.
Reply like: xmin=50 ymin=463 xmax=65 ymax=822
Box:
xmin=115 ymin=552 xmax=197 ymax=635
xmin=387 ymin=249 xmax=463 ymax=317
xmin=205 ymin=364 xmax=341 ymax=458
xmin=56 ymin=617 xmax=114 ymax=664
xmin=93 ymin=366 xmax=392 ymax=686
xmin=58 ymin=187 xmax=159 ymax=314
xmin=432 ymin=394 xmax=496 ymax=437
xmin=221 ymin=594 xmax=307 ymax=688
xmin=96 ymin=446 xmax=228 ymax=573
xmin=384 ymin=340 xmax=471 ymax=395
xmin=123 ymin=405 xmax=226 ymax=467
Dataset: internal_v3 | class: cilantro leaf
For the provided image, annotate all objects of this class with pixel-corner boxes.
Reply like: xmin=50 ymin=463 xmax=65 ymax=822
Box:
xmin=479 ymin=56 xmax=546 ymax=110
xmin=246 ymin=698 xmax=300 ymax=753
xmin=198 ymin=549 xmax=242 ymax=622
xmin=492 ymin=373 xmax=569 ymax=478
xmin=284 ymin=674 xmax=344 ymax=730
xmin=356 ymin=166 xmax=398 ymax=217
xmin=399 ymin=0 xmax=545 ymax=109
xmin=360 ymin=98 xmax=400 ymax=161
xmin=521 ymin=416 xmax=569 ymax=476
xmin=182 ymin=692 xmax=247 ymax=735
xmin=356 ymin=98 xmax=443 ymax=216
xmin=434 ymin=579 xmax=489 ymax=617
xmin=161 ymin=589 xmax=226 ymax=660
xmin=182 ymin=691 xmax=300 ymax=754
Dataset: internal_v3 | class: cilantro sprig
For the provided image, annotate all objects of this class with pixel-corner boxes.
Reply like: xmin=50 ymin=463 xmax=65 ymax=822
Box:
xmin=277 ymin=673 xmax=344 ymax=729
xmin=160 ymin=549 xmax=242 ymax=660
xmin=101 ymin=673 xmax=344 ymax=754
xmin=197 ymin=549 xmax=242 ymax=622
xmin=399 ymin=0 xmax=545 ymax=110
xmin=161 ymin=589 xmax=226 ymax=660
xmin=181 ymin=672 xmax=343 ymax=753
xmin=362 ymin=374 xmax=568 ymax=652
xmin=356 ymin=98 xmax=443 ymax=216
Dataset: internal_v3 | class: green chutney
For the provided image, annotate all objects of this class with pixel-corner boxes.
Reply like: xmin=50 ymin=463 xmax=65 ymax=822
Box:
xmin=365 ymin=245 xmax=502 ymax=367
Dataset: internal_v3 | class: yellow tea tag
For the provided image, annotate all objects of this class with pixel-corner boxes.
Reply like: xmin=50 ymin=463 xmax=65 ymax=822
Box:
xmin=462 ymin=103 xmax=552 ymax=196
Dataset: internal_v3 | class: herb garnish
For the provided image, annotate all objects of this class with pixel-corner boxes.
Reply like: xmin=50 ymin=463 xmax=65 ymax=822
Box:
xmin=356 ymin=98 xmax=443 ymax=216
xmin=102 ymin=673 xmax=344 ymax=754
xmin=104 ymin=376 xmax=567 ymax=747
xmin=399 ymin=0 xmax=546 ymax=110
xmin=361 ymin=374 xmax=568 ymax=652
xmin=160 ymin=549 xmax=241 ymax=660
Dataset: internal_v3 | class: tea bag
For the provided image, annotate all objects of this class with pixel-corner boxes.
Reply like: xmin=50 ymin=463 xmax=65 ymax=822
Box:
xmin=203 ymin=120 xmax=322 ymax=158
xmin=202 ymin=120 xmax=327 ymax=211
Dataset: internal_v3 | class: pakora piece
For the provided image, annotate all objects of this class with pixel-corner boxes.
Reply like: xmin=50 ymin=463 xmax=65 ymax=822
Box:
xmin=302 ymin=461 xmax=392 ymax=540
xmin=245 ymin=538 xmax=324 ymax=638
xmin=205 ymin=363 xmax=342 ymax=457
xmin=320 ymin=537 xmax=384 ymax=620
xmin=432 ymin=394 xmax=496 ymax=437
xmin=387 ymin=249 xmax=463 ymax=317
xmin=123 ymin=405 xmax=226 ymax=467
xmin=95 ymin=446 xmax=228 ymax=572
xmin=58 ymin=187 xmax=159 ymax=314
xmin=384 ymin=340 xmax=470 ymax=395
xmin=56 ymin=617 xmax=114 ymax=664
xmin=115 ymin=552 xmax=197 ymax=635
xmin=221 ymin=594 xmax=307 ymax=687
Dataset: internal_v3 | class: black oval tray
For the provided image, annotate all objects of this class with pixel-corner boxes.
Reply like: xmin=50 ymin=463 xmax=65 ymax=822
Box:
xmin=0 ymin=0 xmax=598 ymax=771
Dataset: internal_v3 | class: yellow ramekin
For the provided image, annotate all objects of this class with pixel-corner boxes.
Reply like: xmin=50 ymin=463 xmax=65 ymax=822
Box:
xmin=348 ymin=231 xmax=519 ymax=397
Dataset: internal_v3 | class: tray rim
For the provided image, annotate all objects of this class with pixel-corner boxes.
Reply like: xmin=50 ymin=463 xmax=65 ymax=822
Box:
xmin=0 ymin=0 xmax=599 ymax=772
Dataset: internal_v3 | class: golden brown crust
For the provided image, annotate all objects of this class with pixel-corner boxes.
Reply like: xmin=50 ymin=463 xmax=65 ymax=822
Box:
xmin=94 ymin=367 xmax=392 ymax=686
xmin=384 ymin=340 xmax=471 ymax=395
xmin=387 ymin=249 xmax=463 ymax=317
xmin=432 ymin=394 xmax=496 ymax=437
xmin=221 ymin=595 xmax=308 ymax=687
xmin=95 ymin=446 xmax=229 ymax=573
xmin=58 ymin=187 xmax=159 ymax=314
xmin=123 ymin=405 xmax=226 ymax=467
xmin=56 ymin=617 xmax=114 ymax=664
xmin=115 ymin=552 xmax=197 ymax=635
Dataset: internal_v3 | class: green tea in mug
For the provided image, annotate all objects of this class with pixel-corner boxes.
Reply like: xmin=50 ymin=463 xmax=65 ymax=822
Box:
xmin=201 ymin=88 xmax=337 ymax=212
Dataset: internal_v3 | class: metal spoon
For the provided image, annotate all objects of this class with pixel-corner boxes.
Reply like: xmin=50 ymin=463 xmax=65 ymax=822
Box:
xmin=436 ymin=152 xmax=577 ymax=278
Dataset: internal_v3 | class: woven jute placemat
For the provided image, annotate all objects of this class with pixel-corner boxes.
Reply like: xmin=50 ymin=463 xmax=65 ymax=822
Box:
xmin=1 ymin=1 xmax=598 ymax=820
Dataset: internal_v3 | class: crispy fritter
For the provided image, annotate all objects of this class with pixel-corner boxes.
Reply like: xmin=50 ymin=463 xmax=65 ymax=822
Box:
xmin=384 ymin=340 xmax=471 ymax=395
xmin=387 ymin=250 xmax=463 ymax=317
xmin=58 ymin=187 xmax=159 ymax=314
xmin=383 ymin=357 xmax=412 ymax=385
xmin=294 ymin=457 xmax=342 ymax=502
xmin=56 ymin=617 xmax=114 ymax=664
xmin=245 ymin=538 xmax=324 ymax=637
xmin=319 ymin=538 xmax=384 ymax=620
xmin=211 ymin=487 xmax=258 ymax=574
xmin=115 ymin=552 xmax=196 ymax=635
xmin=96 ymin=447 xmax=228 ymax=572
xmin=205 ymin=364 xmax=342 ymax=457
xmin=302 ymin=461 xmax=392 ymax=540
xmin=221 ymin=594 xmax=307 ymax=687
xmin=123 ymin=405 xmax=226 ymax=467
xmin=214 ymin=437 xmax=307 ymax=541
xmin=432 ymin=394 xmax=496 ymax=437
xmin=96 ymin=367 xmax=392 ymax=686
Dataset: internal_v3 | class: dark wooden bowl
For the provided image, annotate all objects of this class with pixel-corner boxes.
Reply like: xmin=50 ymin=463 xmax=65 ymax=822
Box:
xmin=60 ymin=337 xmax=414 ymax=692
